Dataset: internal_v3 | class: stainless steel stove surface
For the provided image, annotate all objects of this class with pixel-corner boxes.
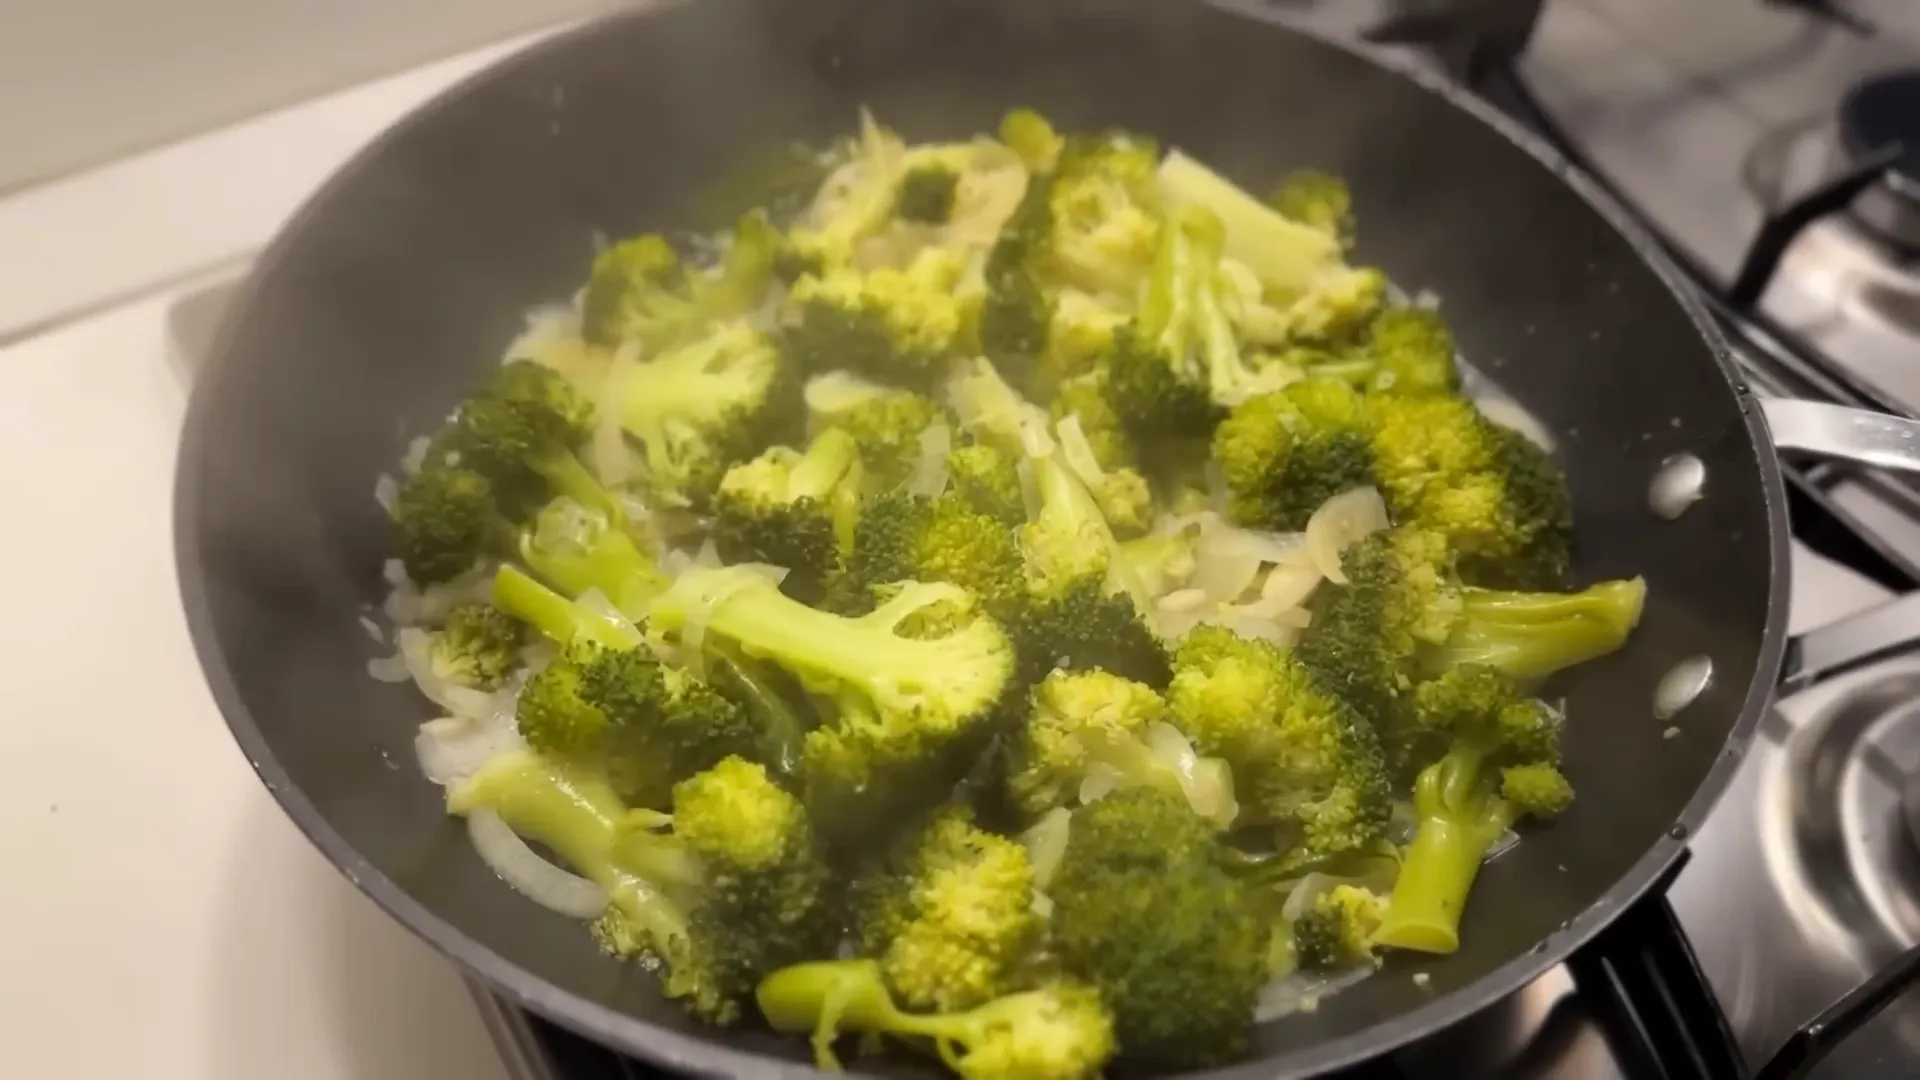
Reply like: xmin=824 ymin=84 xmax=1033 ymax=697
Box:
xmin=445 ymin=3 xmax=1920 ymax=1077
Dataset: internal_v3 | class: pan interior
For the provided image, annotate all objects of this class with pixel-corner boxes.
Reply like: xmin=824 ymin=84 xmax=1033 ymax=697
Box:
xmin=178 ymin=0 xmax=1779 ymax=1071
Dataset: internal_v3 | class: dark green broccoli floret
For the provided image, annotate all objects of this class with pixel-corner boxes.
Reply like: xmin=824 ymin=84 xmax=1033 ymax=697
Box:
xmin=581 ymin=212 xmax=779 ymax=350
xmin=1006 ymin=669 xmax=1235 ymax=825
xmin=1368 ymin=394 xmax=1571 ymax=589
xmin=896 ymin=164 xmax=961 ymax=224
xmin=650 ymin=566 xmax=1016 ymax=842
xmin=1049 ymin=788 xmax=1268 ymax=1067
xmin=1167 ymin=627 xmax=1391 ymax=871
xmin=516 ymin=496 xmax=667 ymax=619
xmin=945 ymin=442 xmax=1025 ymax=527
xmin=393 ymin=463 xmax=514 ymax=584
xmin=711 ymin=428 xmax=860 ymax=602
xmin=449 ymin=751 xmax=830 ymax=1024
xmin=609 ymin=322 xmax=800 ymax=509
xmin=853 ymin=807 xmax=1042 ymax=1011
xmin=1104 ymin=206 xmax=1294 ymax=438
xmin=757 ymin=959 xmax=1114 ymax=1079
xmin=1269 ymin=169 xmax=1355 ymax=248
xmin=832 ymin=488 xmax=1027 ymax=620
xmin=1213 ymin=376 xmax=1379 ymax=531
xmin=447 ymin=359 xmax=618 ymax=519
xmin=1289 ymin=883 xmax=1386 ymax=971
xmin=781 ymin=250 xmax=967 ymax=388
xmin=1299 ymin=527 xmax=1646 ymax=723
xmin=978 ymin=167 xmax=1057 ymax=383
xmin=427 ymin=604 xmax=523 ymax=691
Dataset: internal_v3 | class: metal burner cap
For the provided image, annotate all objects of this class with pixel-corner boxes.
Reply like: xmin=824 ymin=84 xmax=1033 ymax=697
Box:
xmin=1840 ymin=71 xmax=1920 ymax=253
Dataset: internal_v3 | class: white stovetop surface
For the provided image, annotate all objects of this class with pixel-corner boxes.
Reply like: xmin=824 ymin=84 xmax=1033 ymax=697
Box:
xmin=0 ymin=15 xmax=1898 ymax=1080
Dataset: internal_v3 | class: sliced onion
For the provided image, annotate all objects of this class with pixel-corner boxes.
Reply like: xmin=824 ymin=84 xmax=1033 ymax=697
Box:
xmin=1412 ymin=288 xmax=1441 ymax=311
xmin=678 ymin=565 xmax=788 ymax=680
xmin=906 ymin=422 xmax=953 ymax=496
xmin=1020 ymin=807 xmax=1072 ymax=890
xmin=415 ymin=715 xmax=523 ymax=786
xmin=591 ymin=342 xmax=642 ymax=485
xmin=1473 ymin=394 xmax=1557 ymax=452
xmin=1280 ymin=873 xmax=1339 ymax=922
xmin=467 ymin=808 xmax=609 ymax=919
xmin=366 ymin=652 xmax=410 ymax=682
xmin=1259 ymin=558 xmax=1324 ymax=614
xmin=1078 ymin=764 xmax=1122 ymax=805
xmin=400 ymin=435 xmax=434 ymax=476
xmin=1205 ymin=459 xmax=1230 ymax=513
xmin=1029 ymin=891 xmax=1055 ymax=919
xmin=398 ymin=627 xmax=497 ymax=719
xmin=1055 ymin=415 xmax=1108 ymax=491
xmin=373 ymin=473 xmax=398 ymax=514
xmin=1304 ymin=487 xmax=1389 ymax=584
xmin=1016 ymin=457 xmax=1041 ymax=521
xmin=1144 ymin=722 xmax=1238 ymax=828
xmin=1254 ymin=963 xmax=1377 ymax=1022
xmin=359 ymin=615 xmax=386 ymax=644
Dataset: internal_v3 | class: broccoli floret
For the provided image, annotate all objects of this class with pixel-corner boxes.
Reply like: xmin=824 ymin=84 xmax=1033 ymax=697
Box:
xmin=1042 ymin=292 xmax=1128 ymax=395
xmin=1368 ymin=394 xmax=1571 ymax=588
xmin=1007 ymin=669 xmax=1235 ymax=825
xmin=1213 ymin=377 xmax=1379 ymax=532
xmin=896 ymin=164 xmax=960 ymax=224
xmin=977 ymin=167 xmax=1057 ymax=384
xmin=650 ymin=566 xmax=1016 ymax=840
xmin=1118 ymin=528 xmax=1197 ymax=597
xmin=1104 ymin=205 xmax=1295 ymax=438
xmin=805 ymin=377 xmax=948 ymax=493
xmin=1300 ymin=527 xmax=1646 ymax=713
xmin=1290 ymin=884 xmax=1386 ymax=971
xmin=445 ymin=359 xmax=619 ymax=519
xmin=1269 ymin=169 xmax=1355 ymax=248
xmin=946 ymin=442 xmax=1025 ymax=527
xmin=580 ymin=212 xmax=779 ymax=351
xmin=427 ymin=604 xmax=523 ymax=691
xmin=782 ymin=250 xmax=967 ymax=388
xmin=1374 ymin=744 xmax=1571 ymax=956
xmin=854 ymin=807 xmax=1043 ymax=1011
xmin=1047 ymin=132 xmax=1163 ymax=297
xmin=393 ymin=463 xmax=514 ymax=584
xmin=610 ymin=322 xmax=800 ymax=509
xmin=999 ymin=108 xmax=1064 ymax=174
xmin=1363 ymin=307 xmax=1460 ymax=398
xmin=516 ymin=496 xmax=667 ymax=618
xmin=451 ymin=751 xmax=827 ymax=1023
xmin=1049 ymin=371 xmax=1135 ymax=474
xmin=832 ymin=488 xmax=1027 ymax=620
xmin=1167 ymin=627 xmax=1391 ymax=870
xmin=784 ymin=108 xmax=910 ymax=272
xmin=1049 ymin=788 xmax=1268 ymax=1066
xmin=1051 ymin=412 xmax=1151 ymax=539
xmin=711 ymin=428 xmax=860 ymax=602
xmin=757 ymin=959 xmax=1114 ymax=1079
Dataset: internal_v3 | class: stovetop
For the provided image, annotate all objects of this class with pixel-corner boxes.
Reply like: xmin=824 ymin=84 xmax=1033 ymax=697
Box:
xmin=462 ymin=2 xmax=1920 ymax=1078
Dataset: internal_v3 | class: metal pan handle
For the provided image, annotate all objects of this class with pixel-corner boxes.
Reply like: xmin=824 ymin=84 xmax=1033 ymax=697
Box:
xmin=1762 ymin=399 xmax=1920 ymax=689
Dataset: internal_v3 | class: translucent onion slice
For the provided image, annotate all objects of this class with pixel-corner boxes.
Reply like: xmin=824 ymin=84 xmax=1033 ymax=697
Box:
xmin=373 ymin=473 xmax=398 ymax=514
xmin=1144 ymin=722 xmax=1238 ymax=828
xmin=366 ymin=652 xmax=410 ymax=683
xmin=906 ymin=422 xmax=953 ymax=496
xmin=467 ymin=809 xmax=609 ymax=920
xmin=415 ymin=715 xmax=523 ymax=787
xmin=590 ymin=341 xmax=642 ymax=485
xmin=397 ymin=627 xmax=497 ymax=719
xmin=1304 ymin=487 xmax=1390 ymax=584
xmin=1473 ymin=394 xmax=1557 ymax=452
xmin=1019 ymin=807 xmax=1073 ymax=890
xmin=1055 ymin=415 xmax=1107 ymax=492
xmin=1253 ymin=964 xmax=1377 ymax=1023
xmin=679 ymin=565 xmax=788 ymax=681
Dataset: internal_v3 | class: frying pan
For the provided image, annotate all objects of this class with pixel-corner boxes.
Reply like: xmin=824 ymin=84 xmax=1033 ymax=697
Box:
xmin=172 ymin=0 xmax=1920 ymax=1075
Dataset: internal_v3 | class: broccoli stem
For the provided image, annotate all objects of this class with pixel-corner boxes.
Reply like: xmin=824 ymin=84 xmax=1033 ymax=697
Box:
xmin=791 ymin=427 xmax=859 ymax=499
xmin=1372 ymin=751 xmax=1514 ymax=955
xmin=705 ymin=647 xmax=812 ymax=778
xmin=517 ymin=500 xmax=667 ymax=618
xmin=492 ymin=565 xmax=641 ymax=650
xmin=1433 ymin=578 xmax=1646 ymax=680
xmin=1137 ymin=204 xmax=1199 ymax=351
xmin=532 ymin=452 xmax=624 ymax=521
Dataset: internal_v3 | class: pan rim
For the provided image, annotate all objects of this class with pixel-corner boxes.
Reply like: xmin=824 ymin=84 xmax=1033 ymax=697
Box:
xmin=173 ymin=2 xmax=1793 ymax=1076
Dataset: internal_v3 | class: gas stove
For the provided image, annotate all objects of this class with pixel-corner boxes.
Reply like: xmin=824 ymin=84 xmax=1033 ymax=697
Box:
xmin=457 ymin=2 xmax=1920 ymax=1078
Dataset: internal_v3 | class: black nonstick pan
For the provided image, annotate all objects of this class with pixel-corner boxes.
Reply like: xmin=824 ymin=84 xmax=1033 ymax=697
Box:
xmin=173 ymin=0 xmax=1920 ymax=1075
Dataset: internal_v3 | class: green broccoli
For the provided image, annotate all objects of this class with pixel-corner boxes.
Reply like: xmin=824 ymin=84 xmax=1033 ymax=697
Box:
xmin=580 ymin=211 xmax=778 ymax=351
xmin=1213 ymin=376 xmax=1380 ymax=532
xmin=804 ymin=376 xmax=948 ymax=493
xmin=449 ymin=750 xmax=829 ymax=1023
xmin=1049 ymin=370 xmax=1135 ymax=474
xmin=491 ymin=564 xmax=644 ymax=650
xmin=1374 ymin=743 xmax=1572 ymax=955
xmin=608 ymin=321 xmax=800 ymax=509
xmin=393 ymin=462 xmax=514 ymax=584
xmin=446 ymin=359 xmax=619 ymax=520
xmin=1362 ymin=307 xmax=1460 ymax=398
xmin=1289 ymin=883 xmax=1386 ymax=971
xmin=1299 ymin=527 xmax=1645 ymax=724
xmin=711 ymin=428 xmax=861 ymax=602
xmin=649 ymin=566 xmax=1016 ymax=841
xmin=782 ymin=108 xmax=910 ymax=273
xmin=781 ymin=249 xmax=968 ymax=388
xmin=427 ymin=604 xmax=523 ymax=691
xmin=1104 ymin=205 xmax=1295 ymax=438
xmin=831 ymin=488 xmax=1027 ymax=620
xmin=999 ymin=108 xmax=1064 ymax=174
xmin=756 ymin=959 xmax=1114 ymax=1079
xmin=1167 ymin=626 xmax=1391 ymax=871
xmin=1006 ymin=669 xmax=1236 ymax=826
xmin=1269 ymin=169 xmax=1355 ymax=248
xmin=516 ymin=496 xmax=667 ymax=619
xmin=1118 ymin=528 xmax=1197 ymax=598
xmin=1049 ymin=788 xmax=1269 ymax=1066
xmin=945 ymin=442 xmax=1025 ymax=527
xmin=854 ymin=807 xmax=1043 ymax=1011
xmin=977 ymin=166 xmax=1057 ymax=385
xmin=1368 ymin=394 xmax=1571 ymax=589
xmin=897 ymin=164 xmax=961 ymax=224
xmin=1046 ymin=131 xmax=1164 ymax=297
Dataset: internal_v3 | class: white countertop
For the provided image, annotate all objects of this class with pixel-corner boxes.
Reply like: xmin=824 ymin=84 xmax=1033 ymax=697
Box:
xmin=0 ymin=13 xmax=1899 ymax=1080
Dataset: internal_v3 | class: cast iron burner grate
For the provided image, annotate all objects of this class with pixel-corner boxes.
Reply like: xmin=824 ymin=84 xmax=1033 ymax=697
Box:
xmin=1838 ymin=71 xmax=1920 ymax=254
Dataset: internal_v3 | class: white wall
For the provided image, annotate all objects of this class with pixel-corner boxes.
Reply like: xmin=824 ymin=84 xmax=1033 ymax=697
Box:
xmin=0 ymin=0 xmax=623 ymax=193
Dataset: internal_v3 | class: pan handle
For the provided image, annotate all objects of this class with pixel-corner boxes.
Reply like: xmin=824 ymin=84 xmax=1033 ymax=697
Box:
xmin=1761 ymin=400 xmax=1920 ymax=475
xmin=1779 ymin=591 xmax=1920 ymax=693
